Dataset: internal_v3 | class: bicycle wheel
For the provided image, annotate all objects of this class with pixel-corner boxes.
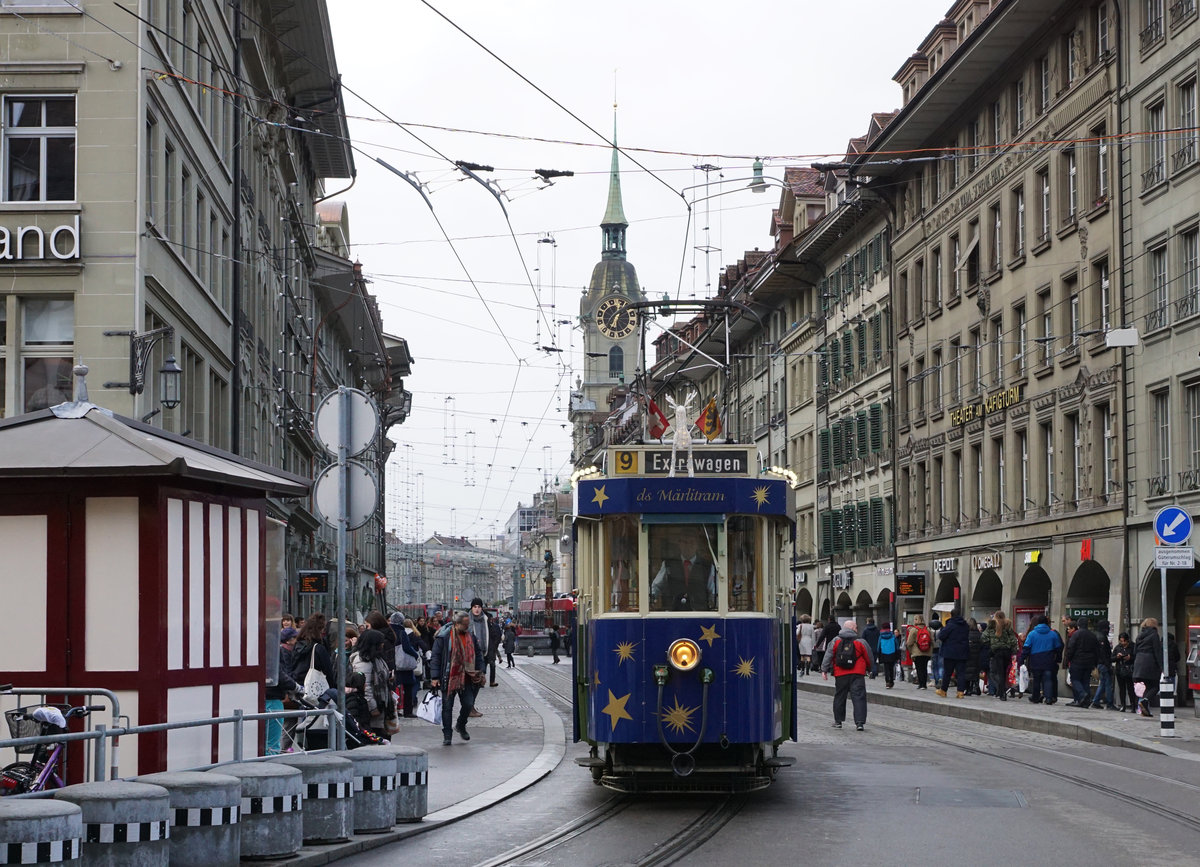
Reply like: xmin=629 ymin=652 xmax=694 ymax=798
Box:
xmin=0 ymin=761 xmax=36 ymax=796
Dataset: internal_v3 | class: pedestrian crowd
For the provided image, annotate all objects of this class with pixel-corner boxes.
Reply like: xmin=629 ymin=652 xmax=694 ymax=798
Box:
xmin=801 ymin=609 xmax=1183 ymax=729
xmin=267 ymin=598 xmax=518 ymax=753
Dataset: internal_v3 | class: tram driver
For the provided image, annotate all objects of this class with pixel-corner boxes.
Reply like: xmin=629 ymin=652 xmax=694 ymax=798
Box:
xmin=650 ymin=527 xmax=717 ymax=611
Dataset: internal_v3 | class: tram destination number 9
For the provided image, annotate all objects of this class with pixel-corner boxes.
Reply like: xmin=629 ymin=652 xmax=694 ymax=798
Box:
xmin=614 ymin=451 xmax=638 ymax=474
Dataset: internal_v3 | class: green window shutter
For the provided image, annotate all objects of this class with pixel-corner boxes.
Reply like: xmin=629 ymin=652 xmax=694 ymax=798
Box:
xmin=858 ymin=502 xmax=871 ymax=549
xmin=831 ymin=510 xmax=843 ymax=554
xmin=820 ymin=279 xmax=829 ymax=316
xmin=881 ymin=228 xmax=891 ymax=270
xmin=857 ymin=324 xmax=868 ymax=368
xmin=832 ymin=422 xmax=843 ymax=468
xmin=818 ymin=351 xmax=829 ymax=389
xmin=819 ymin=511 xmax=832 ymax=556
xmin=843 ymin=331 xmax=854 ymax=378
xmin=830 ymin=339 xmax=841 ymax=385
xmin=869 ymin=403 xmax=883 ymax=453
xmin=873 ymin=234 xmax=882 ymax=271
xmin=843 ymin=505 xmax=857 ymax=551
xmin=871 ymin=313 xmax=882 ymax=358
xmin=819 ymin=429 xmax=831 ymax=472
xmin=857 ymin=411 xmax=869 ymax=458
xmin=870 ymin=498 xmax=885 ymax=547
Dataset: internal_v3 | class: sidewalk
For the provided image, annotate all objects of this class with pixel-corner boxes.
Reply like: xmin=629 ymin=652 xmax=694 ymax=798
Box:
xmin=260 ymin=660 xmax=563 ymax=866
xmin=797 ymin=672 xmax=1200 ymax=760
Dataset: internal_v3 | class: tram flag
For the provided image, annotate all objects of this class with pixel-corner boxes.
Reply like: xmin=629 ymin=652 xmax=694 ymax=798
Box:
xmin=645 ymin=397 xmax=670 ymax=439
xmin=695 ymin=397 xmax=722 ymax=441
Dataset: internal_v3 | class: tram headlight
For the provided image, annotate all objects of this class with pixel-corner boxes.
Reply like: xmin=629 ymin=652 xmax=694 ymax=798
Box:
xmin=667 ymin=638 xmax=701 ymax=672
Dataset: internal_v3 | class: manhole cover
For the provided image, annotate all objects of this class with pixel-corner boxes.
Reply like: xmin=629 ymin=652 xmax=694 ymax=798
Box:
xmin=916 ymin=787 xmax=1026 ymax=808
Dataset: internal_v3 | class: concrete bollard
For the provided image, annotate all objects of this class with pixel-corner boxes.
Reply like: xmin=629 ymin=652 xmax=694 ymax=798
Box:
xmin=333 ymin=747 xmax=397 ymax=834
xmin=0 ymin=800 xmax=82 ymax=864
xmin=267 ymin=754 xmax=353 ymax=844
xmin=54 ymin=781 xmax=170 ymax=867
xmin=377 ymin=745 xmax=428 ymax=823
xmin=134 ymin=772 xmax=240 ymax=867
xmin=210 ymin=764 xmax=302 ymax=861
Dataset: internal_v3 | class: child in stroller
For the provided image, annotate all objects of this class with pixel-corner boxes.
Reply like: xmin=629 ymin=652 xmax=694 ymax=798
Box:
xmin=290 ymin=685 xmax=387 ymax=751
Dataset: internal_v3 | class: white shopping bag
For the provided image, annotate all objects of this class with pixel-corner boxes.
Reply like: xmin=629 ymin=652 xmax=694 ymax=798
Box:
xmin=416 ymin=690 xmax=443 ymax=725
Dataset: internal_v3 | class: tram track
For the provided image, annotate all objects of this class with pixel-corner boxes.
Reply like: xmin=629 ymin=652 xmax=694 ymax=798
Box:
xmin=793 ymin=701 xmax=1200 ymax=834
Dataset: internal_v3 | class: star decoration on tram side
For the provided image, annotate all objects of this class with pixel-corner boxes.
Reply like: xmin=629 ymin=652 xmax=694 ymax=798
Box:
xmin=751 ymin=485 xmax=771 ymax=511
xmin=593 ymin=670 xmax=601 ymax=686
xmin=614 ymin=641 xmax=636 ymax=664
xmin=661 ymin=696 xmax=698 ymax=736
xmin=591 ymin=485 xmax=609 ymax=509
xmin=734 ymin=656 xmax=756 ymax=679
xmin=601 ymin=690 xmax=633 ymax=731
xmin=699 ymin=624 xmax=721 ymax=647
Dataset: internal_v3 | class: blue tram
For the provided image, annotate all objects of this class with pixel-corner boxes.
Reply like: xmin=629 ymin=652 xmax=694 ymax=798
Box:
xmin=571 ymin=444 xmax=796 ymax=792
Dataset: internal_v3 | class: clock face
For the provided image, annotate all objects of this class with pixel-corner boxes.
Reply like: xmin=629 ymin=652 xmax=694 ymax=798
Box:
xmin=597 ymin=296 xmax=636 ymax=339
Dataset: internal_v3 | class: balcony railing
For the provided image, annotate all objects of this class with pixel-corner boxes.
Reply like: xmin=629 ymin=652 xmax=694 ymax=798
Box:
xmin=1142 ymin=160 xmax=1166 ymax=190
xmin=1179 ymin=468 xmax=1200 ymax=492
xmin=1140 ymin=17 xmax=1164 ymax=50
xmin=1176 ymin=290 xmax=1200 ymax=320
xmin=1173 ymin=139 xmax=1198 ymax=172
xmin=1148 ymin=474 xmax=1171 ymax=497
xmin=1145 ymin=305 xmax=1170 ymax=331
xmin=1170 ymin=0 xmax=1196 ymax=26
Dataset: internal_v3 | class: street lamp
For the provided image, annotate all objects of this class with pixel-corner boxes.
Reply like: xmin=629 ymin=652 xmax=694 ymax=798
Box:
xmin=103 ymin=326 xmax=183 ymax=409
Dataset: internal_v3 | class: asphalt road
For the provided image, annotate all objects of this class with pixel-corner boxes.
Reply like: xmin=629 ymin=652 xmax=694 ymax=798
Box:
xmin=357 ymin=660 xmax=1200 ymax=865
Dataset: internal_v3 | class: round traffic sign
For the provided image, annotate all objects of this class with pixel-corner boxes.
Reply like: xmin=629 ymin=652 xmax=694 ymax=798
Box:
xmin=313 ymin=460 xmax=379 ymax=530
xmin=1153 ymin=505 xmax=1193 ymax=546
xmin=314 ymin=388 xmax=379 ymax=458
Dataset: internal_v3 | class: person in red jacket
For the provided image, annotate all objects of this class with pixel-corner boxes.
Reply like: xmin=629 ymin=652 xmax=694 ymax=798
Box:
xmin=821 ymin=619 xmax=875 ymax=731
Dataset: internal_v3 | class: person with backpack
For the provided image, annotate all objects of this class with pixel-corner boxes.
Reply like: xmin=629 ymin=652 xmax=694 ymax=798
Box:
xmin=906 ymin=615 xmax=934 ymax=689
xmin=820 ymin=618 xmax=875 ymax=731
xmin=876 ymin=622 xmax=900 ymax=688
xmin=861 ymin=618 xmax=881 ymax=679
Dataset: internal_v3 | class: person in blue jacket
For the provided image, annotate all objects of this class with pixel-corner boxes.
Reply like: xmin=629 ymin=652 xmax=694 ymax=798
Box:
xmin=1022 ymin=615 xmax=1065 ymax=704
xmin=936 ymin=607 xmax=971 ymax=697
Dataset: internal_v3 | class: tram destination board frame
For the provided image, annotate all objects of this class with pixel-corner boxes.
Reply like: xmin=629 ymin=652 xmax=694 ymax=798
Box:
xmin=611 ymin=448 xmax=751 ymax=476
xmin=298 ymin=569 xmax=330 ymax=595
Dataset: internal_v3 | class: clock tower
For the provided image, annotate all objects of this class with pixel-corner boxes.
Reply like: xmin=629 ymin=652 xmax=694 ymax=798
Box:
xmin=570 ymin=121 xmax=646 ymax=466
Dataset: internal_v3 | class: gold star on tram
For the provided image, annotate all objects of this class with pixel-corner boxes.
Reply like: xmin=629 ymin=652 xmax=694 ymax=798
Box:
xmin=614 ymin=641 xmax=636 ymax=664
xmin=699 ymin=624 xmax=721 ymax=647
xmin=601 ymin=690 xmax=633 ymax=730
xmin=591 ymin=485 xmax=609 ymax=508
xmin=751 ymin=485 xmax=771 ymax=510
xmin=593 ymin=670 xmax=601 ymax=686
xmin=734 ymin=656 xmax=756 ymax=679
xmin=661 ymin=696 xmax=698 ymax=736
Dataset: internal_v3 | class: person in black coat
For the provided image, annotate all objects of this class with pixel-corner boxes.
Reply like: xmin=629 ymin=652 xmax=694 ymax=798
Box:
xmin=937 ymin=609 xmax=971 ymax=697
xmin=1064 ymin=619 xmax=1101 ymax=706
xmin=1132 ymin=618 xmax=1164 ymax=716
xmin=389 ymin=613 xmax=422 ymax=717
xmin=485 ymin=614 xmax=503 ymax=686
xmin=547 ymin=624 xmax=562 ymax=664
xmin=291 ymin=613 xmax=335 ymax=691
xmin=861 ymin=619 xmax=881 ymax=678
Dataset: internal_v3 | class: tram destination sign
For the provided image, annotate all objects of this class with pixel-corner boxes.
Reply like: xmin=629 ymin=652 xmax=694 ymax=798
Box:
xmin=895 ymin=573 xmax=926 ymax=596
xmin=298 ymin=570 xmax=329 ymax=595
xmin=616 ymin=449 xmax=749 ymax=476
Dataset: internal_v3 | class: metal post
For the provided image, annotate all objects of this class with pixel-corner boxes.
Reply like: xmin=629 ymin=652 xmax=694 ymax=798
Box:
xmin=92 ymin=725 xmax=107 ymax=782
xmin=1159 ymin=564 xmax=1175 ymax=737
xmin=233 ymin=708 xmax=244 ymax=760
xmin=336 ymin=386 xmax=349 ymax=750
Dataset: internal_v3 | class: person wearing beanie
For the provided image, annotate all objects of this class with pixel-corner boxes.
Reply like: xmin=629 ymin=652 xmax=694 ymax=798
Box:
xmin=468 ymin=599 xmax=490 ymax=715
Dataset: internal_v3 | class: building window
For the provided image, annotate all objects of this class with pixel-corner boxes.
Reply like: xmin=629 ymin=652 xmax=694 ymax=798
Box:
xmin=990 ymin=203 xmax=1002 ymax=271
xmin=1094 ymin=258 xmax=1112 ymax=330
xmin=971 ymin=326 xmax=983 ymax=393
xmin=1019 ymin=430 xmax=1030 ymax=511
xmin=1100 ymin=403 xmax=1115 ymax=500
xmin=949 ymin=337 xmax=961 ymax=402
xmin=1142 ymin=0 xmax=1164 ymax=49
xmin=932 ymin=348 xmax=943 ymax=410
xmin=145 ymin=115 xmax=157 ymax=223
xmin=1037 ymin=168 xmax=1051 ymax=243
xmin=950 ymin=234 xmax=962 ymax=298
xmin=1096 ymin=1 xmax=1110 ymax=56
xmin=1152 ymin=389 xmax=1171 ymax=489
xmin=21 ymin=298 xmax=73 ymax=412
xmin=1187 ymin=385 xmax=1200 ymax=478
xmin=932 ymin=248 xmax=943 ymax=308
xmin=1149 ymin=244 xmax=1169 ymax=330
xmin=1068 ymin=286 xmax=1081 ymax=349
xmin=1013 ymin=78 xmax=1026 ymax=133
xmin=1064 ymin=147 xmax=1078 ymax=222
xmin=608 ymin=346 xmax=623 ymax=379
xmin=1015 ymin=305 xmax=1027 ymax=374
xmin=2 ymin=96 xmax=75 ymax=202
xmin=1064 ymin=31 xmax=1081 ymax=87
xmin=991 ymin=316 xmax=1003 ymax=385
xmin=966 ymin=219 xmax=980 ymax=286
xmin=1038 ymin=55 xmax=1051 ymax=114
xmin=996 ymin=435 xmax=1007 ymax=518
xmin=948 ymin=143 xmax=959 ymax=189
xmin=1181 ymin=229 xmax=1200 ymax=319
xmin=1068 ymin=413 xmax=1082 ymax=506
xmin=970 ymin=119 xmax=982 ymax=172
xmin=1092 ymin=122 xmax=1109 ymax=204
xmin=992 ymin=101 xmax=1003 ymax=147
xmin=973 ymin=444 xmax=983 ymax=522
xmin=181 ymin=166 xmax=192 ymax=257
xmin=164 ymin=141 xmax=175 ymax=241
xmin=1145 ymin=100 xmax=1166 ymax=189
xmin=1176 ymin=79 xmax=1197 ymax=171
xmin=1013 ymin=186 xmax=1026 ymax=256
xmin=1044 ymin=421 xmax=1056 ymax=507
xmin=1039 ymin=289 xmax=1054 ymax=366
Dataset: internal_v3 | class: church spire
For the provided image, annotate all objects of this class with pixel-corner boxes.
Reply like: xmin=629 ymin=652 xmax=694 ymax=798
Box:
xmin=600 ymin=113 xmax=627 ymax=261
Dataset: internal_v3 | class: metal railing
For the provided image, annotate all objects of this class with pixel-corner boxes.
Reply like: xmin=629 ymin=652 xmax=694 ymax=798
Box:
xmin=1 ymin=691 xmax=337 ymax=791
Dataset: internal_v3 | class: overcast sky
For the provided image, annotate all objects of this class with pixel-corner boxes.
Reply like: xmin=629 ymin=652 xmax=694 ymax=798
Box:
xmin=324 ymin=0 xmax=950 ymax=544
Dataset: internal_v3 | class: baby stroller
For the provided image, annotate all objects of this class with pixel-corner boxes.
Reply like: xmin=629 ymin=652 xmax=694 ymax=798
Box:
xmin=289 ymin=690 xmax=387 ymax=751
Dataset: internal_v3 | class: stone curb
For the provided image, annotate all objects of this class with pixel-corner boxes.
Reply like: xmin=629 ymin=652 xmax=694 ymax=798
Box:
xmin=797 ymin=679 xmax=1181 ymax=756
xmin=256 ymin=673 xmax=565 ymax=866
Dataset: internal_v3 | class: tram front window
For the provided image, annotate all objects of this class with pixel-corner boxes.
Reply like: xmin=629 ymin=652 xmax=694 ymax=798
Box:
xmin=649 ymin=524 xmax=718 ymax=612
xmin=605 ymin=515 xmax=638 ymax=612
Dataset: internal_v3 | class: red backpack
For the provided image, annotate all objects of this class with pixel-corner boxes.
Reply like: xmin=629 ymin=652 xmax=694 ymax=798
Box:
xmin=915 ymin=626 xmax=933 ymax=652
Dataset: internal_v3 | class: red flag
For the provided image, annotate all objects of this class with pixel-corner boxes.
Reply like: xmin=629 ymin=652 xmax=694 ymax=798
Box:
xmin=646 ymin=397 xmax=670 ymax=439
xmin=695 ymin=397 xmax=722 ymax=441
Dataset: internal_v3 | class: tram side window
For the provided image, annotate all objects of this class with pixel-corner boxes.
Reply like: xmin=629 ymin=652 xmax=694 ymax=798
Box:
xmin=727 ymin=516 xmax=759 ymax=612
xmin=606 ymin=515 xmax=639 ymax=612
xmin=648 ymin=524 xmax=718 ymax=612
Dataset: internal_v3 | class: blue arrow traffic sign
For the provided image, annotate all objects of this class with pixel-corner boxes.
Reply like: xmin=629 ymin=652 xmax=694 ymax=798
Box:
xmin=1153 ymin=506 xmax=1193 ymax=546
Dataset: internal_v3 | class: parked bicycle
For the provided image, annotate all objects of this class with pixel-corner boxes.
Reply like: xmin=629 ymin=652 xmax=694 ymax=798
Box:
xmin=1 ymin=692 xmax=104 ymax=795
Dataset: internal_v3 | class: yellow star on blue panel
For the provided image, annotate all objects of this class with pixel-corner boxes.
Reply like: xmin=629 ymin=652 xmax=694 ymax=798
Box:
xmin=602 ymin=690 xmax=633 ymax=730
xmin=734 ymin=656 xmax=756 ymax=679
xmin=699 ymin=624 xmax=721 ymax=647
xmin=614 ymin=641 xmax=636 ymax=664
xmin=591 ymin=485 xmax=609 ymax=508
xmin=751 ymin=485 xmax=771 ymax=510
xmin=661 ymin=696 xmax=698 ymax=735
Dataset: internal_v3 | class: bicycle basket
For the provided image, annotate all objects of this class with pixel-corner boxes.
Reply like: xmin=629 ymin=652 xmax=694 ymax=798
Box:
xmin=4 ymin=706 xmax=71 ymax=755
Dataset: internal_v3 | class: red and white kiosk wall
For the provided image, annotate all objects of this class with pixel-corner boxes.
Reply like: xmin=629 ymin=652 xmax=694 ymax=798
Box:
xmin=0 ymin=398 xmax=308 ymax=777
